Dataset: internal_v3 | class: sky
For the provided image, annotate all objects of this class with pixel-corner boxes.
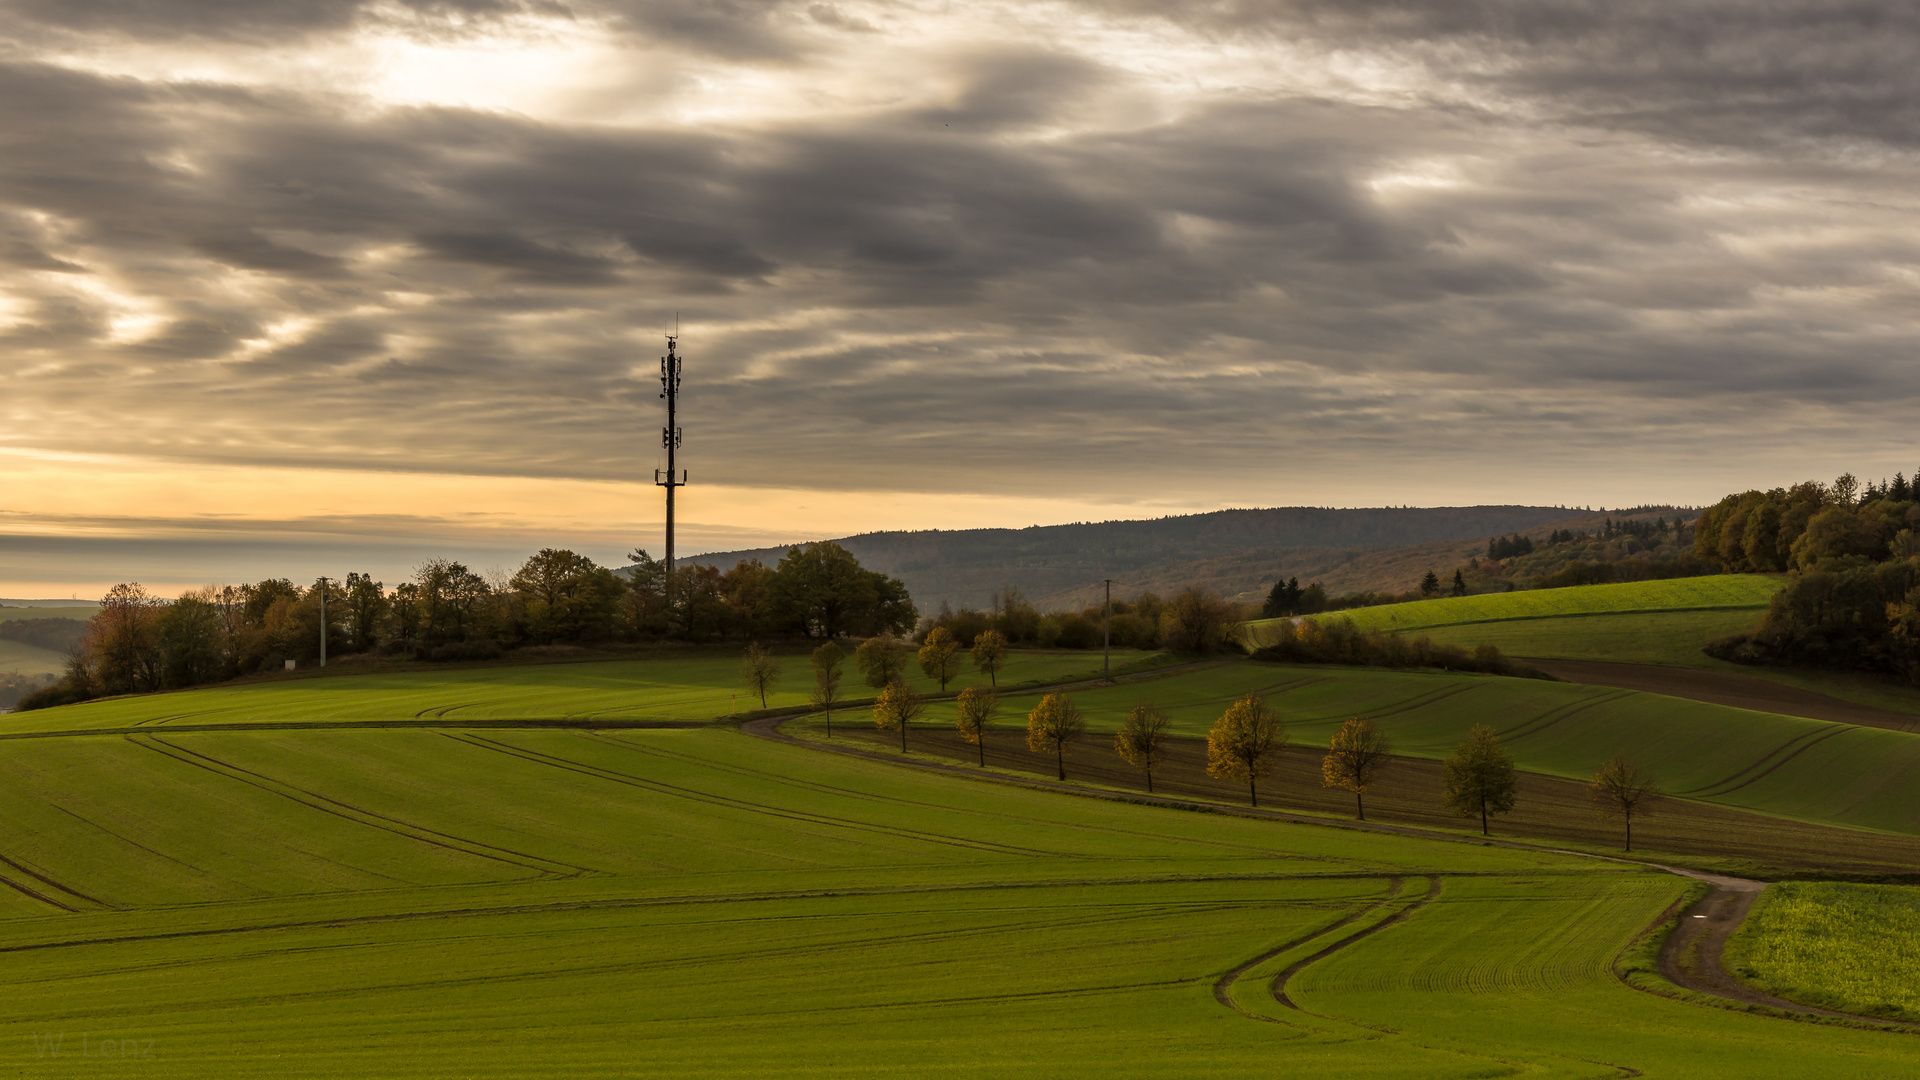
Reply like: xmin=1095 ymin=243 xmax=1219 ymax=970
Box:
xmin=3 ymin=0 xmax=1919 ymax=598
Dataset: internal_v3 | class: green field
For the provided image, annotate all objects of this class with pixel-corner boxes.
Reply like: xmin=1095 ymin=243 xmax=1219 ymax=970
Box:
xmin=1728 ymin=882 xmax=1920 ymax=1022
xmin=857 ymin=661 xmax=1920 ymax=837
xmin=0 ymin=606 xmax=95 ymax=623
xmin=1246 ymin=575 xmax=1781 ymax=640
xmin=1408 ymin=609 xmax=1761 ymax=666
xmin=5 ymin=648 xmax=1163 ymax=733
xmin=0 ymin=638 xmax=65 ymax=677
xmin=0 ymin=683 xmax=1913 ymax=1075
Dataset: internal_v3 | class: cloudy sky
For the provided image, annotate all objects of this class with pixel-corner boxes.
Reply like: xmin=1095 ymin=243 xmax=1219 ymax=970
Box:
xmin=4 ymin=0 xmax=1919 ymax=596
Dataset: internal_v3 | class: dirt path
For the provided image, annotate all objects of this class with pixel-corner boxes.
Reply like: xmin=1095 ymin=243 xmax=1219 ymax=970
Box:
xmin=1526 ymin=659 xmax=1920 ymax=732
xmin=1654 ymin=869 xmax=1920 ymax=1029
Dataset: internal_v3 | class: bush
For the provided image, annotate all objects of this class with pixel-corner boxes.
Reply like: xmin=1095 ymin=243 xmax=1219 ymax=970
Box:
xmin=419 ymin=641 xmax=504 ymax=663
xmin=12 ymin=681 xmax=93 ymax=712
xmin=1252 ymin=617 xmax=1548 ymax=678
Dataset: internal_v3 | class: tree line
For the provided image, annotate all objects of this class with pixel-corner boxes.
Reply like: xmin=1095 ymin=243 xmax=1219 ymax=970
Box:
xmin=793 ymin=668 xmax=1653 ymax=849
xmin=1696 ymin=473 xmax=1920 ymax=684
xmin=919 ymin=586 xmax=1245 ymax=654
xmin=17 ymin=542 xmax=916 ymax=710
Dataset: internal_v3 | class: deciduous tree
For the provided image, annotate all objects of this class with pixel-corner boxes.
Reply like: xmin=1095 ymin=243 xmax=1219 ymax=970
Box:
xmin=872 ymin=680 xmax=925 ymax=752
xmin=855 ymin=635 xmax=908 ymax=688
xmin=810 ymin=640 xmax=845 ymax=737
xmin=1590 ymin=754 xmax=1657 ymax=851
xmin=741 ymin=641 xmax=779 ymax=709
xmin=1160 ymin=588 xmax=1235 ymax=653
xmin=1115 ymin=703 xmax=1173 ymax=793
xmin=1026 ymin=692 xmax=1085 ymax=780
xmin=969 ymin=628 xmax=1009 ymax=687
xmin=1321 ymin=717 xmax=1390 ymax=820
xmin=918 ymin=627 xmax=962 ymax=691
xmin=955 ymin=686 xmax=998 ymax=766
xmin=1444 ymin=724 xmax=1516 ymax=835
xmin=1206 ymin=693 xmax=1284 ymax=806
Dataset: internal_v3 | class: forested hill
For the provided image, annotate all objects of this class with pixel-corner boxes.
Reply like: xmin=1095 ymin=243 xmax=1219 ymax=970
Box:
xmin=684 ymin=505 xmax=1583 ymax=610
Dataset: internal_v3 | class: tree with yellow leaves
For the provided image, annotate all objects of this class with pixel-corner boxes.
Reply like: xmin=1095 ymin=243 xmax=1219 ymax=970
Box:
xmin=1026 ymin=692 xmax=1085 ymax=780
xmin=1321 ymin=717 xmax=1390 ymax=820
xmin=872 ymin=680 xmax=925 ymax=752
xmin=969 ymin=628 xmax=1009 ymax=687
xmin=1114 ymin=703 xmax=1173 ymax=793
xmin=955 ymin=686 xmax=999 ymax=767
xmin=918 ymin=627 xmax=962 ymax=691
xmin=1207 ymin=693 xmax=1284 ymax=807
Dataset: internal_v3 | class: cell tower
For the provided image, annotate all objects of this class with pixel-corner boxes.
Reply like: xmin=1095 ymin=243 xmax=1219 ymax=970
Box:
xmin=655 ymin=333 xmax=686 ymax=573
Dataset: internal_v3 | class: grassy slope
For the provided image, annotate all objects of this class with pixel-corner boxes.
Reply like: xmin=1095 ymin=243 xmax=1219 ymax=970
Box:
xmin=0 ymin=638 xmax=65 ymax=676
xmin=3 ymin=649 xmax=1164 ymax=733
xmin=973 ymin=662 xmax=1920 ymax=836
xmin=1726 ymin=882 xmax=1920 ymax=1021
xmin=0 ymin=606 xmax=94 ymax=623
xmin=1248 ymin=574 xmax=1781 ymax=637
xmin=0 ymin=717 xmax=1906 ymax=1076
xmin=1251 ymin=575 xmax=1920 ymax=717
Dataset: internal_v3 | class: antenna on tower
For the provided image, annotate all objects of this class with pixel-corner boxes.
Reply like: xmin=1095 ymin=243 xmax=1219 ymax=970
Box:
xmin=655 ymin=330 xmax=686 ymax=576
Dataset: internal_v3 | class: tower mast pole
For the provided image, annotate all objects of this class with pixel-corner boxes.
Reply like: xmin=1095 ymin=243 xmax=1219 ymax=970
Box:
xmin=656 ymin=333 xmax=686 ymax=576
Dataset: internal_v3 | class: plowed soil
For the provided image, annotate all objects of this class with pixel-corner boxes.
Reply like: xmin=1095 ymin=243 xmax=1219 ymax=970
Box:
xmin=811 ymin=722 xmax=1920 ymax=875
xmin=1526 ymin=660 xmax=1920 ymax=732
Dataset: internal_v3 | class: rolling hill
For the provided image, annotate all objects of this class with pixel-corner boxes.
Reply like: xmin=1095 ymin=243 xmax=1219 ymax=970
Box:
xmin=682 ymin=504 xmax=1640 ymax=610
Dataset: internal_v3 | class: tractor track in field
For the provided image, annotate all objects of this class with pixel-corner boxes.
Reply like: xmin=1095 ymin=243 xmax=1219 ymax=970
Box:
xmin=1211 ymin=875 xmax=1406 ymax=1021
xmin=1525 ymin=659 xmax=1920 ymax=732
xmin=127 ymin=734 xmax=592 ymax=879
xmin=1269 ymin=876 xmax=1442 ymax=1013
xmin=1672 ymin=726 xmax=1851 ymax=799
xmin=1496 ymin=690 xmax=1633 ymax=743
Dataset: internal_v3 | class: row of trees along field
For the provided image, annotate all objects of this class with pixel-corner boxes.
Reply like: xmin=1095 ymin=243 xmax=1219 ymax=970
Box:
xmin=18 ymin=542 xmax=916 ymax=709
xmin=785 ymin=658 xmax=1656 ymax=848
xmin=1696 ymin=472 xmax=1920 ymax=684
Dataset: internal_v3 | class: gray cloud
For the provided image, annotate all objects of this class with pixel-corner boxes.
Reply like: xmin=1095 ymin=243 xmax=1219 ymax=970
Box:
xmin=3 ymin=0 xmax=1920 ymax=562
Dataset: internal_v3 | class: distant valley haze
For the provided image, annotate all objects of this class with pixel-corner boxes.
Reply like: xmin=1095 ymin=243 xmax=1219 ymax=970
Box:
xmin=3 ymin=0 xmax=1918 ymax=596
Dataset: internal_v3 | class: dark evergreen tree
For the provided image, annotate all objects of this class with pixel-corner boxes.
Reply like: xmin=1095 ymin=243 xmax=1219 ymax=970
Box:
xmin=1449 ymin=570 xmax=1468 ymax=597
xmin=1420 ymin=570 xmax=1441 ymax=597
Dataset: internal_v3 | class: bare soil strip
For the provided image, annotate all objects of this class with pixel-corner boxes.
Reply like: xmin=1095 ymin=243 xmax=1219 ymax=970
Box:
xmin=1526 ymin=660 xmax=1920 ymax=731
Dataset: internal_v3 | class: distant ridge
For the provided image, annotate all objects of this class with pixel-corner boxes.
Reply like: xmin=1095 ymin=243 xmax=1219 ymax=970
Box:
xmin=682 ymin=505 xmax=1595 ymax=610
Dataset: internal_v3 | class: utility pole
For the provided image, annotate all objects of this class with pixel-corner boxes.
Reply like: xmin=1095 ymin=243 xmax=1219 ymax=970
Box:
xmin=1102 ymin=578 xmax=1113 ymax=681
xmin=655 ymin=332 xmax=686 ymax=576
xmin=317 ymin=576 xmax=330 ymax=668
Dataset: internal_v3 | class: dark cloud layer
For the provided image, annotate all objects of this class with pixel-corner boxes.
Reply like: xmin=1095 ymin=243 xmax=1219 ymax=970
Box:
xmin=2 ymin=0 xmax=1919 ymax=525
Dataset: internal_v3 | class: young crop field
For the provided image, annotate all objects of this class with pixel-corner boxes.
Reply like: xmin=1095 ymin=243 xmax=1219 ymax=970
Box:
xmin=0 ymin=648 xmax=1164 ymax=734
xmin=1406 ymin=609 xmax=1762 ymax=667
xmin=922 ymin=661 xmax=1920 ymax=837
xmin=0 ymin=681 xmax=1912 ymax=1076
xmin=0 ymin=606 xmax=95 ymax=624
xmin=1245 ymin=574 xmax=1781 ymax=640
xmin=1726 ymin=882 xmax=1920 ymax=1022
xmin=0 ymin=638 xmax=65 ymax=677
